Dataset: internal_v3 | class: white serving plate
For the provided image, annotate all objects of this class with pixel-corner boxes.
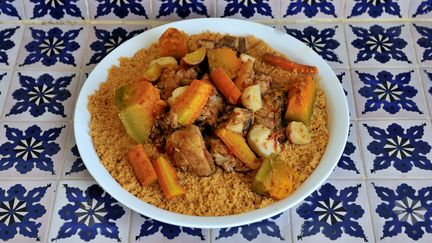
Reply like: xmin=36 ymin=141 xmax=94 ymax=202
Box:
xmin=74 ymin=18 xmax=349 ymax=229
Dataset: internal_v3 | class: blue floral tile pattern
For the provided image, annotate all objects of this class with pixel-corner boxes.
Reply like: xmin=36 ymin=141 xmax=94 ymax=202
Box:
xmin=359 ymin=120 xmax=432 ymax=178
xmin=335 ymin=69 xmax=356 ymax=118
xmin=412 ymin=0 xmax=432 ymax=17
xmin=84 ymin=25 xmax=147 ymax=68
xmin=0 ymin=0 xmax=22 ymax=20
xmin=152 ymin=0 xmax=211 ymax=20
xmin=0 ymin=25 xmax=23 ymax=68
xmin=62 ymin=127 xmax=90 ymax=178
xmin=48 ymin=181 xmax=130 ymax=242
xmin=27 ymin=0 xmax=85 ymax=20
xmin=217 ymin=0 xmax=277 ymax=19
xmin=0 ymin=181 xmax=55 ymax=243
xmin=346 ymin=0 xmax=406 ymax=18
xmin=88 ymin=0 xmax=149 ymax=20
xmin=282 ymin=0 xmax=343 ymax=19
xmin=347 ymin=24 xmax=414 ymax=66
xmin=420 ymin=69 xmax=432 ymax=115
xmin=284 ymin=24 xmax=348 ymax=67
xmin=367 ymin=181 xmax=432 ymax=242
xmin=412 ymin=23 xmax=432 ymax=65
xmin=291 ymin=180 xmax=374 ymax=242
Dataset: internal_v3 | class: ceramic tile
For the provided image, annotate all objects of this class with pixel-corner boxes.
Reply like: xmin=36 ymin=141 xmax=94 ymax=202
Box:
xmin=16 ymin=25 xmax=88 ymax=70
xmin=282 ymin=24 xmax=349 ymax=68
xmin=2 ymin=70 xmax=80 ymax=121
xmin=0 ymin=180 xmax=56 ymax=242
xmin=345 ymin=0 xmax=409 ymax=19
xmin=88 ymin=0 xmax=150 ymax=20
xmin=345 ymin=23 xmax=416 ymax=67
xmin=216 ymin=0 xmax=280 ymax=19
xmin=0 ymin=70 xmax=12 ymax=116
xmin=0 ymin=121 xmax=68 ymax=178
xmin=281 ymin=0 xmax=345 ymax=19
xmin=0 ymin=24 xmax=24 ymax=69
xmin=212 ymin=211 xmax=291 ymax=242
xmin=358 ymin=120 xmax=432 ymax=179
xmin=351 ymin=68 xmax=429 ymax=119
xmin=61 ymin=125 xmax=91 ymax=179
xmin=291 ymin=180 xmax=374 ymax=243
xmin=47 ymin=180 xmax=131 ymax=242
xmin=411 ymin=23 xmax=432 ymax=67
xmin=151 ymin=0 xmax=215 ymax=20
xmin=330 ymin=121 xmax=365 ymax=179
xmin=367 ymin=180 xmax=432 ymax=242
xmin=419 ymin=68 xmax=432 ymax=116
xmin=334 ymin=69 xmax=357 ymax=119
xmin=82 ymin=24 xmax=149 ymax=70
xmin=410 ymin=0 xmax=432 ymax=18
xmin=23 ymin=0 xmax=87 ymax=20
xmin=129 ymin=212 xmax=210 ymax=243
xmin=0 ymin=0 xmax=24 ymax=20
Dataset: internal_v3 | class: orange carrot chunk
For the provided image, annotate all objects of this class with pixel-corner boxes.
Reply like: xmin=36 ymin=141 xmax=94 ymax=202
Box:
xmin=210 ymin=67 xmax=242 ymax=104
xmin=215 ymin=128 xmax=260 ymax=170
xmin=171 ymin=79 xmax=213 ymax=126
xmin=127 ymin=144 xmax=158 ymax=186
xmin=262 ymin=53 xmax=318 ymax=75
xmin=154 ymin=156 xmax=185 ymax=199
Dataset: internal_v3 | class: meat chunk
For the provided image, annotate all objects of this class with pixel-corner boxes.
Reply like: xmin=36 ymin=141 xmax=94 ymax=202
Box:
xmin=157 ymin=66 xmax=198 ymax=99
xmin=222 ymin=108 xmax=253 ymax=136
xmin=166 ymin=125 xmax=215 ymax=176
xmin=196 ymin=38 xmax=216 ymax=49
xmin=208 ymin=138 xmax=249 ymax=172
xmin=196 ymin=91 xmax=225 ymax=127
xmin=253 ymin=73 xmax=271 ymax=95
xmin=217 ymin=35 xmax=247 ymax=53
xmin=255 ymin=90 xmax=286 ymax=130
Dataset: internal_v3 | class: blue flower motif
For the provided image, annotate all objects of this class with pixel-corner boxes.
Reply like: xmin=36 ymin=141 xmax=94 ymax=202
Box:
xmin=223 ymin=0 xmax=273 ymax=18
xmin=284 ymin=0 xmax=337 ymax=18
xmin=157 ymin=0 xmax=209 ymax=18
xmin=413 ymin=0 xmax=432 ymax=17
xmin=87 ymin=27 xmax=144 ymax=66
xmin=0 ymin=26 xmax=19 ymax=66
xmin=336 ymin=72 xmax=348 ymax=96
xmin=413 ymin=24 xmax=432 ymax=62
xmin=7 ymin=73 xmax=73 ymax=118
xmin=285 ymin=25 xmax=341 ymax=63
xmin=52 ymin=184 xmax=125 ymax=241
xmin=373 ymin=183 xmax=432 ymax=240
xmin=65 ymin=145 xmax=86 ymax=175
xmin=357 ymin=70 xmax=422 ymax=114
xmin=296 ymin=183 xmax=367 ymax=241
xmin=30 ymin=0 xmax=83 ymax=19
xmin=0 ymin=0 xmax=21 ymax=19
xmin=426 ymin=70 xmax=432 ymax=95
xmin=137 ymin=215 xmax=205 ymax=240
xmin=0 ymin=183 xmax=50 ymax=241
xmin=20 ymin=27 xmax=82 ymax=67
xmin=348 ymin=0 xmax=401 ymax=18
xmin=0 ymin=124 xmax=64 ymax=174
xmin=337 ymin=124 xmax=360 ymax=174
xmin=216 ymin=214 xmax=283 ymax=240
xmin=364 ymin=123 xmax=432 ymax=173
xmin=95 ymin=0 xmax=148 ymax=19
xmin=350 ymin=25 xmax=410 ymax=64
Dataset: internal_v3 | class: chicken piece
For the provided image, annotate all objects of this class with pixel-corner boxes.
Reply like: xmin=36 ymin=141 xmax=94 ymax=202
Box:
xmin=208 ymin=138 xmax=250 ymax=172
xmin=157 ymin=66 xmax=198 ymax=99
xmin=197 ymin=38 xmax=216 ymax=49
xmin=222 ymin=108 xmax=253 ymax=136
xmin=166 ymin=125 xmax=215 ymax=176
xmin=253 ymin=73 xmax=271 ymax=95
xmin=217 ymin=36 xmax=247 ymax=53
xmin=196 ymin=91 xmax=225 ymax=127
xmin=178 ymin=67 xmax=198 ymax=86
xmin=255 ymin=90 xmax=286 ymax=130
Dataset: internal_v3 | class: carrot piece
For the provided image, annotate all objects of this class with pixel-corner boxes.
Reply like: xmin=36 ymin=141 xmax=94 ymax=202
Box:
xmin=234 ymin=59 xmax=254 ymax=91
xmin=154 ymin=156 xmax=185 ymax=199
xmin=159 ymin=28 xmax=189 ymax=60
xmin=171 ymin=79 xmax=213 ymax=126
xmin=262 ymin=53 xmax=318 ymax=75
xmin=210 ymin=67 xmax=242 ymax=104
xmin=127 ymin=144 xmax=158 ymax=186
xmin=207 ymin=47 xmax=241 ymax=79
xmin=215 ymin=128 xmax=260 ymax=170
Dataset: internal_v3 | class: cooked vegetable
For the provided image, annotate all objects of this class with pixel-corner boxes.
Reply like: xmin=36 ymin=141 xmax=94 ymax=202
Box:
xmin=234 ymin=59 xmax=254 ymax=91
xmin=240 ymin=53 xmax=256 ymax=64
xmin=262 ymin=53 xmax=317 ymax=75
xmin=247 ymin=124 xmax=281 ymax=157
xmin=216 ymin=128 xmax=260 ymax=170
xmin=154 ymin=155 xmax=185 ymax=199
xmin=142 ymin=64 xmax=162 ymax=82
xmin=182 ymin=47 xmax=207 ymax=65
xmin=207 ymin=47 xmax=241 ymax=78
xmin=285 ymin=76 xmax=317 ymax=126
xmin=127 ymin=144 xmax=158 ymax=186
xmin=159 ymin=28 xmax=189 ymax=60
xmin=223 ymin=108 xmax=253 ymax=136
xmin=171 ymin=79 xmax=213 ymax=126
xmin=209 ymin=67 xmax=242 ymax=104
xmin=149 ymin=56 xmax=178 ymax=67
xmin=167 ymin=86 xmax=188 ymax=106
xmin=286 ymin=121 xmax=311 ymax=144
xmin=252 ymin=154 xmax=299 ymax=200
xmin=116 ymin=81 xmax=166 ymax=143
xmin=241 ymin=85 xmax=262 ymax=112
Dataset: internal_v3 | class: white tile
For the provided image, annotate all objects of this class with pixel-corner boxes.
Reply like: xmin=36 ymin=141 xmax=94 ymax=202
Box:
xmin=0 ymin=24 xmax=24 ymax=69
xmin=61 ymin=125 xmax=91 ymax=179
xmin=0 ymin=70 xmax=12 ymax=117
xmin=410 ymin=23 xmax=432 ymax=67
xmin=419 ymin=68 xmax=432 ymax=117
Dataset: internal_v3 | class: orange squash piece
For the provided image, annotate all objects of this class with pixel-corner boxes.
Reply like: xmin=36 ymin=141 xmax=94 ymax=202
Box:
xmin=154 ymin=156 xmax=185 ymax=199
xmin=207 ymin=47 xmax=241 ymax=78
xmin=285 ymin=76 xmax=317 ymax=126
xmin=127 ymin=144 xmax=158 ymax=186
xmin=159 ymin=28 xmax=189 ymax=60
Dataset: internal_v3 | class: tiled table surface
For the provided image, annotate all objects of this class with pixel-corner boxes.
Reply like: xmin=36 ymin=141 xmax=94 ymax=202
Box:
xmin=0 ymin=0 xmax=432 ymax=242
